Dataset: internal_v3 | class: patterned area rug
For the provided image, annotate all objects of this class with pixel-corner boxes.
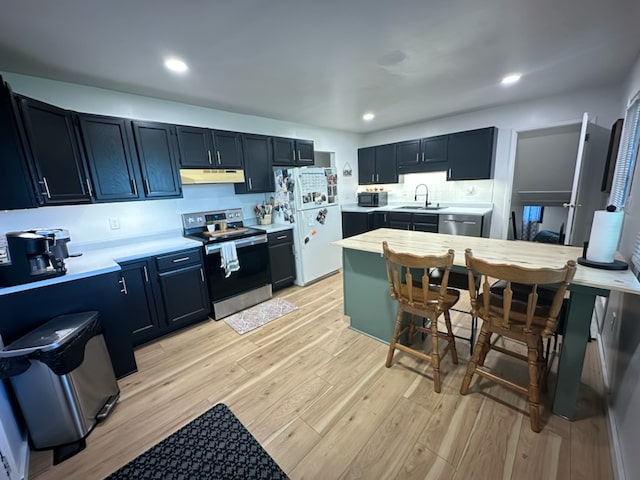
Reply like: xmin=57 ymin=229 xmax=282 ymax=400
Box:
xmin=105 ymin=403 xmax=288 ymax=479
xmin=223 ymin=298 xmax=297 ymax=334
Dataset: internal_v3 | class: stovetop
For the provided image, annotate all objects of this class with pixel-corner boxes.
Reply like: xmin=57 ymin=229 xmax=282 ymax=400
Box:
xmin=181 ymin=208 xmax=265 ymax=245
xmin=184 ymin=226 xmax=266 ymax=244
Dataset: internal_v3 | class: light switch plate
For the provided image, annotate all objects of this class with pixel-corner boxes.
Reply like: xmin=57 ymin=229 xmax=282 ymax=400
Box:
xmin=109 ymin=217 xmax=121 ymax=230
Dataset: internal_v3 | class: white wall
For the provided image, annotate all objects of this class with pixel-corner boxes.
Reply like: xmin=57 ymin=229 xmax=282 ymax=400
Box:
xmin=0 ymin=72 xmax=360 ymax=245
xmin=361 ymin=84 xmax=623 ymax=238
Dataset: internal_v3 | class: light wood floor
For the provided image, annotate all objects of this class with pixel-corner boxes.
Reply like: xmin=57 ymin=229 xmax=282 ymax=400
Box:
xmin=30 ymin=272 xmax=613 ymax=479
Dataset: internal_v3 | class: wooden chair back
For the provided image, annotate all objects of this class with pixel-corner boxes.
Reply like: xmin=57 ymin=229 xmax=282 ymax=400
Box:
xmin=382 ymin=241 xmax=455 ymax=314
xmin=464 ymin=248 xmax=576 ymax=336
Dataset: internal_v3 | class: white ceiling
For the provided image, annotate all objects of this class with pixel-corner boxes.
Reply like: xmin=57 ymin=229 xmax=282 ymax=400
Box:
xmin=0 ymin=0 xmax=638 ymax=133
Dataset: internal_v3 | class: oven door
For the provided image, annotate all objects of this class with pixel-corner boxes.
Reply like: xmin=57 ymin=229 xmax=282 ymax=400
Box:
xmin=204 ymin=241 xmax=270 ymax=302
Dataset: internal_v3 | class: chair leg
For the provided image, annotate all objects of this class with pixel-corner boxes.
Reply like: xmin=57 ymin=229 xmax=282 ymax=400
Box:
xmin=443 ymin=310 xmax=458 ymax=365
xmin=537 ymin=336 xmax=548 ymax=393
xmin=461 ymin=323 xmax=490 ymax=394
xmin=386 ymin=308 xmax=404 ymax=368
xmin=470 ymin=315 xmax=477 ymax=354
xmin=478 ymin=332 xmax=492 ymax=367
xmin=407 ymin=314 xmax=415 ymax=345
xmin=526 ymin=334 xmax=542 ymax=433
xmin=431 ymin=315 xmax=441 ymax=393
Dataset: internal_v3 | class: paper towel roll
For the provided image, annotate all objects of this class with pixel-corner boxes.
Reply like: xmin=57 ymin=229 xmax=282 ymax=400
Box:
xmin=586 ymin=210 xmax=623 ymax=263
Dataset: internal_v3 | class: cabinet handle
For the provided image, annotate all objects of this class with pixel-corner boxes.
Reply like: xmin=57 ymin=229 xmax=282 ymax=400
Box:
xmin=371 ymin=174 xmax=374 ymax=183
xmin=298 ymin=150 xmax=302 ymax=161
xmin=416 ymin=152 xmax=419 ymax=162
xmin=119 ymin=277 xmax=128 ymax=294
xmin=292 ymin=150 xmax=296 ymax=161
xmin=276 ymin=235 xmax=287 ymax=240
xmin=131 ymin=179 xmax=138 ymax=196
xmin=376 ymin=173 xmax=379 ymax=182
xmin=172 ymin=257 xmax=190 ymax=263
xmin=85 ymin=178 xmax=93 ymax=197
xmin=216 ymin=150 xmax=221 ymax=165
xmin=143 ymin=265 xmax=149 ymax=282
xmin=200 ymin=268 xmax=205 ymax=282
xmin=422 ymin=152 xmax=425 ymax=162
xmin=448 ymin=168 xmax=451 ymax=178
xmin=207 ymin=150 xmax=212 ymax=165
xmin=40 ymin=177 xmax=51 ymax=199
xmin=249 ymin=178 xmax=253 ymax=189
xmin=144 ymin=179 xmax=151 ymax=195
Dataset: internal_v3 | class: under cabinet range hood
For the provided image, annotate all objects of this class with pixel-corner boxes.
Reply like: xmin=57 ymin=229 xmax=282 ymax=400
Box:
xmin=179 ymin=169 xmax=245 ymax=184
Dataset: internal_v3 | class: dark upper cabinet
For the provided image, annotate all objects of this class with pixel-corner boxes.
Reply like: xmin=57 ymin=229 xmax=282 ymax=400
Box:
xmin=177 ymin=126 xmax=243 ymax=169
xmin=0 ymin=77 xmax=37 ymax=209
xmin=272 ymin=137 xmax=314 ymax=166
xmin=358 ymin=144 xmax=398 ymax=185
xmin=397 ymin=136 xmax=448 ymax=174
xmin=119 ymin=260 xmax=161 ymax=346
xmin=447 ymin=127 xmax=496 ymax=180
xmin=17 ymin=96 xmax=91 ymax=205
xmin=176 ymin=125 xmax=212 ymax=167
xmin=213 ymin=130 xmax=243 ymax=168
xmin=131 ymin=121 xmax=182 ymax=198
xmin=77 ymin=114 xmax=142 ymax=202
xmin=235 ymin=134 xmax=274 ymax=193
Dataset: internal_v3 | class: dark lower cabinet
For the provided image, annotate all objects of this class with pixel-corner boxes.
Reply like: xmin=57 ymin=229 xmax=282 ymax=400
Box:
xmin=119 ymin=260 xmax=161 ymax=346
xmin=0 ymin=271 xmax=137 ymax=379
xmin=119 ymin=247 xmax=210 ymax=346
xmin=17 ymin=96 xmax=91 ymax=205
xmin=342 ymin=212 xmax=374 ymax=238
xmin=268 ymin=230 xmax=296 ymax=291
xmin=377 ymin=211 xmax=439 ymax=233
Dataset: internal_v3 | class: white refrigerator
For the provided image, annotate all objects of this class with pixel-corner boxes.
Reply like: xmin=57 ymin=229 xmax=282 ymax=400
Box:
xmin=273 ymin=167 xmax=342 ymax=286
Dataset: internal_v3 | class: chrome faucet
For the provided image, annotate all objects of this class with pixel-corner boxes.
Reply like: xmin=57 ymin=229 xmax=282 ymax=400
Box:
xmin=414 ymin=184 xmax=430 ymax=207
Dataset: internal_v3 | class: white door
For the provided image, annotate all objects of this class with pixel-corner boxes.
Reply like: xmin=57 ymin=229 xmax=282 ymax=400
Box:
xmin=294 ymin=205 xmax=342 ymax=285
xmin=564 ymin=113 xmax=611 ymax=245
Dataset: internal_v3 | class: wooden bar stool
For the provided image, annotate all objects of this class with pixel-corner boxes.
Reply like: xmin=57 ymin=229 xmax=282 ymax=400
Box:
xmin=382 ymin=241 xmax=459 ymax=393
xmin=460 ymin=248 xmax=576 ymax=432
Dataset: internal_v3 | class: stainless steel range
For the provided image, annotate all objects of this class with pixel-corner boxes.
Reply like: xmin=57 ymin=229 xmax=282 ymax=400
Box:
xmin=182 ymin=208 xmax=271 ymax=319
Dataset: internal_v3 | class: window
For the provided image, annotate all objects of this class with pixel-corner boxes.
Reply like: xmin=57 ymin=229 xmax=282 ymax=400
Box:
xmin=609 ymin=97 xmax=640 ymax=208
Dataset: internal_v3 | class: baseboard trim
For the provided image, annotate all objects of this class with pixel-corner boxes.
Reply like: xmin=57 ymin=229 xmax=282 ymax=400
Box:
xmin=595 ymin=332 xmax=626 ymax=480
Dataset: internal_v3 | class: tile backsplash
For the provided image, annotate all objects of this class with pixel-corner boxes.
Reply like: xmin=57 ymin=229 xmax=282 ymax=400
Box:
xmin=356 ymin=171 xmax=494 ymax=205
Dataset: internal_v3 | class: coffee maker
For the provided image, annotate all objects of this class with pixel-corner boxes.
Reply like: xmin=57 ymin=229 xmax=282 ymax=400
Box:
xmin=0 ymin=232 xmax=67 ymax=287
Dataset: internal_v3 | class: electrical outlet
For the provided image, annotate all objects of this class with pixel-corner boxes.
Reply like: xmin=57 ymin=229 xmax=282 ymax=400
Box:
xmin=109 ymin=217 xmax=121 ymax=230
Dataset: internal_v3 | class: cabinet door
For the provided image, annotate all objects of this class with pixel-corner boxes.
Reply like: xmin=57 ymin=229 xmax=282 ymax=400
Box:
xmin=236 ymin=134 xmax=274 ymax=193
xmin=396 ymin=139 xmax=422 ymax=172
xmin=295 ymin=139 xmax=315 ymax=165
xmin=373 ymin=212 xmax=389 ymax=229
xmin=213 ymin=130 xmax=243 ymax=168
xmin=375 ymin=144 xmax=398 ymax=183
xmin=0 ymin=79 xmax=37 ymax=209
xmin=18 ymin=97 xmax=91 ymax=205
xmin=341 ymin=212 xmax=373 ymax=238
xmin=447 ymin=127 xmax=496 ymax=180
xmin=157 ymin=263 xmax=210 ymax=329
xmin=358 ymin=147 xmax=375 ymax=185
xmin=132 ymin=121 xmax=182 ymax=198
xmin=273 ymin=137 xmax=296 ymax=166
xmin=78 ymin=114 xmax=142 ymax=202
xmin=268 ymin=231 xmax=296 ymax=291
xmin=120 ymin=260 xmax=162 ymax=346
xmin=422 ymin=135 xmax=448 ymax=163
xmin=387 ymin=212 xmax=411 ymax=230
xmin=176 ymin=125 xmax=214 ymax=167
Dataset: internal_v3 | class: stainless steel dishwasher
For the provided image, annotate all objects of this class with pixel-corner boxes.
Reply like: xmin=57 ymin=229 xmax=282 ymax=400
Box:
xmin=438 ymin=214 xmax=483 ymax=237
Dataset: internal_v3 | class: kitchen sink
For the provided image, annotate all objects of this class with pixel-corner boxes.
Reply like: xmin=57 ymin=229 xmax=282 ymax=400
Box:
xmin=395 ymin=205 xmax=446 ymax=211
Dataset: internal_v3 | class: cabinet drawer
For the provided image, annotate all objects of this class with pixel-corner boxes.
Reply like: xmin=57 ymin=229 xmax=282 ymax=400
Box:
xmin=268 ymin=229 xmax=293 ymax=246
xmin=386 ymin=212 xmax=412 ymax=222
xmin=155 ymin=248 xmax=202 ymax=271
xmin=412 ymin=213 xmax=438 ymax=225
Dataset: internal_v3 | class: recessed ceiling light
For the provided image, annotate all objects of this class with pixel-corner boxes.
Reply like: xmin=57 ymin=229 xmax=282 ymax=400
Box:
xmin=501 ymin=73 xmax=521 ymax=85
xmin=164 ymin=58 xmax=188 ymax=73
xmin=362 ymin=112 xmax=375 ymax=121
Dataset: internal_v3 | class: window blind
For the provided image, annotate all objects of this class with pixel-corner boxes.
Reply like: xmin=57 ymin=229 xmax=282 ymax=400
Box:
xmin=609 ymin=98 xmax=640 ymax=208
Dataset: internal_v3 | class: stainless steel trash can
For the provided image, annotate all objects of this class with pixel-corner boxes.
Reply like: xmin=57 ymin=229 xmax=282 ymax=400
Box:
xmin=0 ymin=311 xmax=119 ymax=462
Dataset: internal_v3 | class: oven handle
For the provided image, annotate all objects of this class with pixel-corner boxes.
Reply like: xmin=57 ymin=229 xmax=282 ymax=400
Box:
xmin=205 ymin=234 xmax=268 ymax=254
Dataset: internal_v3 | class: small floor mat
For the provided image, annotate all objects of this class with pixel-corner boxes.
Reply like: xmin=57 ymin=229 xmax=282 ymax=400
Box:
xmin=223 ymin=297 xmax=297 ymax=334
xmin=105 ymin=403 xmax=288 ymax=479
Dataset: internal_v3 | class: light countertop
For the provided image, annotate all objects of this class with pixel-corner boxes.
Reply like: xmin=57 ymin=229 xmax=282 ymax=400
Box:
xmin=341 ymin=203 xmax=493 ymax=216
xmin=0 ymin=232 xmax=201 ymax=295
xmin=253 ymin=223 xmax=294 ymax=234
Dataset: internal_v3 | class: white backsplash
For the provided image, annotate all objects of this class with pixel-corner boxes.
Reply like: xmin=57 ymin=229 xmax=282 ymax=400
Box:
xmin=0 ymin=184 xmax=266 ymax=247
xmin=356 ymin=171 xmax=494 ymax=205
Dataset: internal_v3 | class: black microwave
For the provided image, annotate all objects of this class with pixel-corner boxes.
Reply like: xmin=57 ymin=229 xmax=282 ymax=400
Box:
xmin=358 ymin=191 xmax=388 ymax=207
